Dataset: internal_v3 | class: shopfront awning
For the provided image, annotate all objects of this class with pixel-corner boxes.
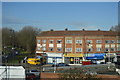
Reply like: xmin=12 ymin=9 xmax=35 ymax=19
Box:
xmin=64 ymin=53 xmax=83 ymax=57
xmin=85 ymin=53 xmax=105 ymax=60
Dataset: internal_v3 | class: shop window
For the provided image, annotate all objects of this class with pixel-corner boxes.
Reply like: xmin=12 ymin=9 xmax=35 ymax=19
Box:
xmin=96 ymin=48 xmax=102 ymax=52
xmin=96 ymin=40 xmax=102 ymax=44
xmin=76 ymin=40 xmax=82 ymax=44
xmin=76 ymin=48 xmax=82 ymax=52
xmin=49 ymin=40 xmax=54 ymax=43
xmin=42 ymin=40 xmax=46 ymax=43
xmin=49 ymin=48 xmax=54 ymax=51
xmin=57 ymin=48 xmax=62 ymax=51
xmin=57 ymin=40 xmax=62 ymax=43
xmin=65 ymin=48 xmax=72 ymax=52
xmin=87 ymin=40 xmax=92 ymax=43
xmin=66 ymin=40 xmax=72 ymax=43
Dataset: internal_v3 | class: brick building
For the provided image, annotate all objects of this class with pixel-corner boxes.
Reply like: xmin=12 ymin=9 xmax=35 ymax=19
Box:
xmin=36 ymin=29 xmax=120 ymax=64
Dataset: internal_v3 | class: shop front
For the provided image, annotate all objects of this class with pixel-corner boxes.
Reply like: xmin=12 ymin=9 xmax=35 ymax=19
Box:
xmin=84 ymin=53 xmax=106 ymax=64
xmin=105 ymin=53 xmax=117 ymax=63
xmin=47 ymin=53 xmax=63 ymax=64
xmin=64 ymin=53 xmax=83 ymax=64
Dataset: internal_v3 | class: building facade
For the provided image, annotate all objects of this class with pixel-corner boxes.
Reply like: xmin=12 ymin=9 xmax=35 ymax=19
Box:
xmin=36 ymin=29 xmax=120 ymax=64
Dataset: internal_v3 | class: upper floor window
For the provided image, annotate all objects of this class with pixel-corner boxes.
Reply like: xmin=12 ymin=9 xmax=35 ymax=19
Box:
xmin=111 ymin=40 xmax=115 ymax=43
xmin=42 ymin=47 xmax=46 ymax=51
xmin=49 ymin=48 xmax=54 ymax=51
xmin=76 ymin=48 xmax=82 ymax=52
xmin=42 ymin=40 xmax=46 ymax=43
xmin=49 ymin=40 xmax=54 ymax=43
xmin=57 ymin=40 xmax=62 ymax=43
xmin=87 ymin=48 xmax=93 ymax=52
xmin=37 ymin=40 xmax=40 ymax=44
xmin=96 ymin=40 xmax=102 ymax=44
xmin=117 ymin=40 xmax=120 ymax=43
xmin=105 ymin=48 xmax=109 ymax=52
xmin=57 ymin=48 xmax=62 ymax=51
xmin=66 ymin=40 xmax=72 ymax=43
xmin=37 ymin=47 xmax=40 ymax=50
xmin=65 ymin=48 xmax=72 ymax=52
xmin=96 ymin=48 xmax=102 ymax=52
xmin=87 ymin=40 xmax=92 ymax=44
xmin=105 ymin=40 xmax=110 ymax=44
xmin=76 ymin=40 xmax=82 ymax=44
xmin=111 ymin=48 xmax=115 ymax=51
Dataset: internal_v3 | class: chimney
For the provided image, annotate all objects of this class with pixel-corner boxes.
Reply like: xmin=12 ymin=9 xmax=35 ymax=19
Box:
xmin=82 ymin=29 xmax=85 ymax=31
xmin=50 ymin=29 xmax=54 ymax=31
xmin=98 ymin=29 xmax=100 ymax=31
xmin=65 ymin=28 xmax=68 ymax=31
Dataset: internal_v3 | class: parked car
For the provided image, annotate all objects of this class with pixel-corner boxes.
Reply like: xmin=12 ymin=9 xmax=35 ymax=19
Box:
xmin=85 ymin=71 xmax=97 ymax=76
xmin=52 ymin=63 xmax=70 ymax=67
xmin=26 ymin=73 xmax=36 ymax=80
xmin=25 ymin=70 xmax=40 ymax=77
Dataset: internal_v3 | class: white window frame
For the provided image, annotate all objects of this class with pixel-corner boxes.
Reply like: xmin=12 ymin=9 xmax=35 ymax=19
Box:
xmin=76 ymin=48 xmax=82 ymax=52
xmin=87 ymin=48 xmax=93 ymax=52
xmin=49 ymin=40 xmax=54 ymax=43
xmin=57 ymin=40 xmax=62 ymax=43
xmin=49 ymin=48 xmax=54 ymax=51
xmin=37 ymin=40 xmax=40 ymax=44
xmin=87 ymin=40 xmax=92 ymax=43
xmin=65 ymin=48 xmax=72 ymax=52
xmin=96 ymin=48 xmax=102 ymax=52
xmin=76 ymin=40 xmax=82 ymax=44
xmin=96 ymin=40 xmax=102 ymax=44
xmin=66 ymin=40 xmax=72 ymax=43
xmin=57 ymin=48 xmax=62 ymax=51
xmin=42 ymin=40 xmax=46 ymax=43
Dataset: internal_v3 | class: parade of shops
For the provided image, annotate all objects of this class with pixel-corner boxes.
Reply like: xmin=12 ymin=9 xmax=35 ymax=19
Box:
xmin=36 ymin=29 xmax=120 ymax=65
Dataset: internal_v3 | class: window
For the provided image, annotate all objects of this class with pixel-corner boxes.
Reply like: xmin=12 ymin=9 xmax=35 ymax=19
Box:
xmin=111 ymin=40 xmax=115 ymax=43
xmin=87 ymin=48 xmax=92 ymax=52
xmin=96 ymin=48 xmax=102 ymax=52
xmin=57 ymin=40 xmax=62 ymax=43
xmin=37 ymin=47 xmax=40 ymax=50
xmin=117 ymin=40 xmax=120 ymax=43
xmin=42 ymin=40 xmax=46 ymax=43
xmin=87 ymin=40 xmax=92 ymax=43
xmin=105 ymin=40 xmax=110 ymax=43
xmin=49 ymin=40 xmax=54 ymax=43
xmin=42 ymin=47 xmax=46 ymax=51
xmin=111 ymin=48 xmax=115 ymax=51
xmin=76 ymin=48 xmax=82 ymax=52
xmin=76 ymin=40 xmax=82 ymax=44
xmin=37 ymin=40 xmax=40 ymax=44
xmin=65 ymin=48 xmax=72 ymax=52
xmin=49 ymin=48 xmax=54 ymax=51
xmin=105 ymin=48 xmax=109 ymax=52
xmin=57 ymin=48 xmax=62 ymax=51
xmin=66 ymin=40 xmax=72 ymax=43
xmin=96 ymin=40 xmax=102 ymax=44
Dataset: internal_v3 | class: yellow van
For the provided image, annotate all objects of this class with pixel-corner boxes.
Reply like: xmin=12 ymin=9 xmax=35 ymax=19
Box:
xmin=27 ymin=58 xmax=41 ymax=65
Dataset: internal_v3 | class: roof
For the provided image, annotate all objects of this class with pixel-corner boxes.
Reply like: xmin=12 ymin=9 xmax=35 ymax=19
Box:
xmin=38 ymin=30 xmax=120 ymax=37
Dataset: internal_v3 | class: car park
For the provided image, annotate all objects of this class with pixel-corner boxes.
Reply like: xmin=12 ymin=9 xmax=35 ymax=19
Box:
xmin=52 ymin=63 xmax=70 ymax=67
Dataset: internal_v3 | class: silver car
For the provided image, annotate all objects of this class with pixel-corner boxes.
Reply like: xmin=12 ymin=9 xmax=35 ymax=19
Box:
xmin=25 ymin=70 xmax=40 ymax=77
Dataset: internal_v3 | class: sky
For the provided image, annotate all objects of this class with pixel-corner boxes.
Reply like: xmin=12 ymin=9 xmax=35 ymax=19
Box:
xmin=2 ymin=2 xmax=118 ymax=31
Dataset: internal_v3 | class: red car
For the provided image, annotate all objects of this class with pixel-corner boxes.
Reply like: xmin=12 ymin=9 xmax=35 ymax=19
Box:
xmin=26 ymin=73 xmax=37 ymax=80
